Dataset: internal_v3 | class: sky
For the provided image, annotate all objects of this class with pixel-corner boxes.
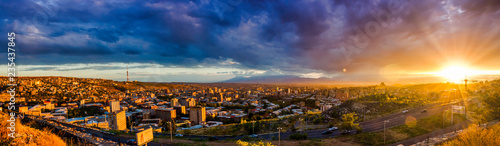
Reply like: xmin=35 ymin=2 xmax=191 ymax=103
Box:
xmin=1 ymin=0 xmax=500 ymax=83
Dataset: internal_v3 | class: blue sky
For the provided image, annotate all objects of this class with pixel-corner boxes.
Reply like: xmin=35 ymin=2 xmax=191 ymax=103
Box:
xmin=2 ymin=0 xmax=500 ymax=83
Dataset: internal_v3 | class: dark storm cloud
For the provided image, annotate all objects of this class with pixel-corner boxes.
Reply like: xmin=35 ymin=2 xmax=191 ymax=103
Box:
xmin=454 ymin=0 xmax=500 ymax=13
xmin=1 ymin=0 xmax=500 ymax=80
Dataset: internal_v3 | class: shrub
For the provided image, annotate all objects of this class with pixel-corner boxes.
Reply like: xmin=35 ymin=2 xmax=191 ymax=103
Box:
xmin=241 ymin=135 xmax=251 ymax=141
xmin=291 ymin=125 xmax=297 ymax=132
xmin=289 ymin=133 xmax=308 ymax=140
xmin=328 ymin=121 xmax=336 ymax=128
xmin=356 ymin=126 xmax=363 ymax=133
xmin=443 ymin=124 xmax=500 ymax=146
xmin=182 ymin=129 xmax=192 ymax=135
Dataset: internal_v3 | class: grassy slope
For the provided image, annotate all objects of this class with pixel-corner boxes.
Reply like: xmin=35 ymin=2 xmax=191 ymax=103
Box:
xmin=442 ymin=123 xmax=500 ymax=146
xmin=0 ymin=113 xmax=67 ymax=146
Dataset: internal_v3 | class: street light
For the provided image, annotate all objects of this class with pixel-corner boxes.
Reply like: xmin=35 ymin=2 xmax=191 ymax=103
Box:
xmin=277 ymin=127 xmax=282 ymax=146
xmin=384 ymin=120 xmax=389 ymax=145
xmin=298 ymin=118 xmax=303 ymax=132
xmin=252 ymin=121 xmax=256 ymax=135
xmin=201 ymin=121 xmax=206 ymax=139
xmin=305 ymin=112 xmax=307 ymax=132
xmin=168 ymin=121 xmax=173 ymax=142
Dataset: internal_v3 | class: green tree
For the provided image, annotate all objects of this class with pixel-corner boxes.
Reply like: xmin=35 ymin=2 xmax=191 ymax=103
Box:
xmin=289 ymin=133 xmax=307 ymax=140
xmin=484 ymin=92 xmax=500 ymax=119
xmin=291 ymin=124 xmax=297 ymax=132
xmin=244 ymin=121 xmax=261 ymax=135
xmin=339 ymin=113 xmax=361 ymax=131
xmin=161 ymin=119 xmax=177 ymax=132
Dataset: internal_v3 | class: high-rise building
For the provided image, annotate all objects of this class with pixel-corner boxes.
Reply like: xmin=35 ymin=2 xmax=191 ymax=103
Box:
xmin=217 ymin=93 xmax=224 ymax=102
xmin=156 ymin=108 xmax=176 ymax=120
xmin=80 ymin=100 xmax=85 ymax=106
xmin=190 ymin=106 xmax=206 ymax=125
xmin=174 ymin=105 xmax=186 ymax=115
xmin=171 ymin=98 xmax=179 ymax=107
xmin=180 ymin=98 xmax=196 ymax=107
xmin=107 ymin=110 xmax=126 ymax=130
xmin=110 ymin=101 xmax=120 ymax=113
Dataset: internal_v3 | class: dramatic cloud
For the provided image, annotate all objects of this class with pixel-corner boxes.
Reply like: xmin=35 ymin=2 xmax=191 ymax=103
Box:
xmin=1 ymin=0 xmax=500 ymax=82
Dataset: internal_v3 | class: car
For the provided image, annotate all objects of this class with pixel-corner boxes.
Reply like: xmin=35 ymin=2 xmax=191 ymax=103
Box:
xmin=328 ymin=127 xmax=338 ymax=131
xmin=208 ymin=136 xmax=218 ymax=141
xmin=175 ymin=134 xmax=183 ymax=137
xmin=249 ymin=134 xmax=258 ymax=138
xmin=402 ymin=110 xmax=409 ymax=113
xmin=421 ymin=109 xmax=427 ymax=113
xmin=322 ymin=130 xmax=332 ymax=135
xmin=126 ymin=139 xmax=137 ymax=145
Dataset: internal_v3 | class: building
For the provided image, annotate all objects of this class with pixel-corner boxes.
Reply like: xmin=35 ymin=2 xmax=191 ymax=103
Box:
xmin=180 ymin=98 xmax=196 ymax=107
xmin=174 ymin=105 xmax=186 ymax=115
xmin=44 ymin=103 xmax=55 ymax=110
xmin=19 ymin=106 xmax=28 ymax=113
xmin=156 ymin=108 xmax=176 ymax=120
xmin=80 ymin=100 xmax=86 ymax=106
xmin=171 ymin=98 xmax=179 ymax=107
xmin=0 ymin=93 xmax=12 ymax=102
xmin=190 ymin=106 xmax=206 ymax=125
xmin=335 ymin=92 xmax=349 ymax=101
xmin=107 ymin=110 xmax=127 ymax=130
xmin=110 ymin=101 xmax=120 ymax=113
xmin=217 ymin=93 xmax=224 ymax=102
xmin=143 ymin=111 xmax=151 ymax=119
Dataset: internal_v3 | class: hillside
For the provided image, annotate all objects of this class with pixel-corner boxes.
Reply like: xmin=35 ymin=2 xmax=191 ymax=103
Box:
xmin=442 ymin=123 xmax=500 ymax=145
xmin=0 ymin=113 xmax=67 ymax=146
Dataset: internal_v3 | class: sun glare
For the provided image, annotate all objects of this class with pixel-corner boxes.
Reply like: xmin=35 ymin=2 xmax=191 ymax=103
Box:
xmin=437 ymin=65 xmax=470 ymax=83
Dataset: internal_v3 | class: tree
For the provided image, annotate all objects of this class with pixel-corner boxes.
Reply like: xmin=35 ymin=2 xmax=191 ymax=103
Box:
xmin=244 ymin=121 xmax=261 ymax=135
xmin=161 ymin=119 xmax=177 ymax=132
xmin=484 ymin=92 xmax=500 ymax=119
xmin=291 ymin=124 xmax=297 ymax=132
xmin=339 ymin=113 xmax=361 ymax=131
xmin=289 ymin=133 xmax=307 ymax=140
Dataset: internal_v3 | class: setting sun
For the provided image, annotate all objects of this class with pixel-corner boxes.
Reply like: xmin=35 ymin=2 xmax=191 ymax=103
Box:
xmin=437 ymin=65 xmax=470 ymax=83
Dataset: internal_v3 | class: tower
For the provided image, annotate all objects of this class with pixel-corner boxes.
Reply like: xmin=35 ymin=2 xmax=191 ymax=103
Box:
xmin=464 ymin=76 xmax=468 ymax=91
xmin=127 ymin=65 xmax=129 ymax=82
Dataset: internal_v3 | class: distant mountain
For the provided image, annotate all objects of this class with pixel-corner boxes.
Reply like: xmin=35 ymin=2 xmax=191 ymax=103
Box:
xmin=221 ymin=75 xmax=336 ymax=84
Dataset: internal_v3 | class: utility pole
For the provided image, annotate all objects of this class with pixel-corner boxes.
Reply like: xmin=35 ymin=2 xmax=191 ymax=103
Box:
xmin=464 ymin=76 xmax=468 ymax=120
xmin=384 ymin=120 xmax=389 ymax=145
xmin=443 ymin=110 xmax=445 ymax=128
xmin=169 ymin=121 xmax=173 ymax=142
xmin=252 ymin=121 xmax=256 ymax=135
xmin=464 ymin=76 xmax=468 ymax=92
xmin=305 ymin=113 xmax=307 ymax=132
xmin=201 ymin=121 xmax=206 ymax=139
xmin=277 ymin=127 xmax=282 ymax=146
xmin=451 ymin=105 xmax=454 ymax=125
